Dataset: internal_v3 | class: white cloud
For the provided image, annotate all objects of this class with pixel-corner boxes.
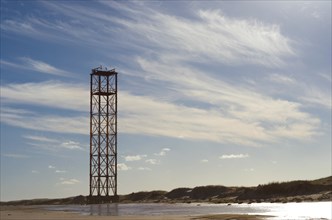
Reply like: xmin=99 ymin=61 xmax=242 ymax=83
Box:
xmin=301 ymin=87 xmax=332 ymax=110
xmin=0 ymin=107 xmax=33 ymax=115
xmin=195 ymin=10 xmax=294 ymax=66
xmin=31 ymin=170 xmax=39 ymax=174
xmin=23 ymin=135 xmax=84 ymax=151
xmin=48 ymin=165 xmax=56 ymax=169
xmin=59 ymin=178 xmax=80 ymax=185
xmin=265 ymin=74 xmax=331 ymax=110
xmin=1 ymin=107 xmax=87 ymax=135
xmin=200 ymin=159 xmax=209 ymax=163
xmin=21 ymin=57 xmax=72 ymax=76
xmin=0 ymin=81 xmax=88 ymax=111
xmin=268 ymin=74 xmax=295 ymax=84
xmin=117 ymin=163 xmax=131 ymax=171
xmin=55 ymin=170 xmax=67 ymax=173
xmin=0 ymin=59 xmax=27 ymax=69
xmin=318 ymin=72 xmax=332 ymax=83
xmin=0 ymin=2 xmax=322 ymax=147
xmin=0 ymin=58 xmax=74 ymax=77
xmin=145 ymin=159 xmax=158 ymax=165
xmin=1 ymin=76 xmax=321 ymax=147
xmin=120 ymin=89 xmax=320 ymax=146
xmin=60 ymin=141 xmax=83 ymax=150
xmin=24 ymin=135 xmax=58 ymax=143
xmin=123 ymin=154 xmax=147 ymax=162
xmin=154 ymin=151 xmax=166 ymax=156
xmin=244 ymin=168 xmax=255 ymax=172
xmin=154 ymin=148 xmax=171 ymax=156
xmin=1 ymin=83 xmax=321 ymax=147
xmin=220 ymin=154 xmax=249 ymax=159
xmin=1 ymin=3 xmax=294 ymax=67
xmin=136 ymin=8 xmax=292 ymax=66
xmin=2 ymin=153 xmax=30 ymax=159
xmin=137 ymin=167 xmax=152 ymax=171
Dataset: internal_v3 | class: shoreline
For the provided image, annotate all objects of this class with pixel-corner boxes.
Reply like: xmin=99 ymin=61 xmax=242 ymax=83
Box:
xmin=0 ymin=205 xmax=270 ymax=220
xmin=1 ymin=193 xmax=330 ymax=206
xmin=2 ymin=176 xmax=330 ymax=206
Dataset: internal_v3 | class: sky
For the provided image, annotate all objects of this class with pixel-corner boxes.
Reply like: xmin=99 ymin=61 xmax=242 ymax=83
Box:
xmin=0 ymin=1 xmax=331 ymax=201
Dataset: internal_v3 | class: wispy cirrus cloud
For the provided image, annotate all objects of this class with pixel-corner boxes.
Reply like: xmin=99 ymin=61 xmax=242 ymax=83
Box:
xmin=60 ymin=141 xmax=84 ymax=150
xmin=58 ymin=178 xmax=79 ymax=185
xmin=265 ymin=73 xmax=331 ymax=110
xmin=2 ymin=153 xmax=30 ymax=159
xmin=0 ymin=57 xmax=74 ymax=77
xmin=0 ymin=79 xmax=321 ymax=146
xmin=1 ymin=2 xmax=294 ymax=67
xmin=0 ymin=2 xmax=323 ymax=147
xmin=0 ymin=81 xmax=88 ymax=111
xmin=23 ymin=135 xmax=58 ymax=143
xmin=120 ymin=88 xmax=320 ymax=146
xmin=116 ymin=8 xmax=294 ymax=67
xmin=268 ymin=74 xmax=295 ymax=85
xmin=1 ymin=107 xmax=87 ymax=134
xmin=23 ymin=134 xmax=85 ymax=152
xmin=318 ymin=72 xmax=332 ymax=83
xmin=100 ymin=3 xmax=294 ymax=66
xmin=301 ymin=87 xmax=332 ymax=110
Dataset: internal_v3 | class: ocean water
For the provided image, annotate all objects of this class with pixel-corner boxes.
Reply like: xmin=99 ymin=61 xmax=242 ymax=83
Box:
xmin=47 ymin=201 xmax=332 ymax=219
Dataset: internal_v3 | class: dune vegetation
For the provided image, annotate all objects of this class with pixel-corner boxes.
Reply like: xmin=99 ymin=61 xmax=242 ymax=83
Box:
xmin=1 ymin=176 xmax=331 ymax=205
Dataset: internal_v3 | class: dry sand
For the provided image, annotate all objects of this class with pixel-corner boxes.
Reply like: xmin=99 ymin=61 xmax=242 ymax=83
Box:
xmin=0 ymin=205 xmax=270 ymax=220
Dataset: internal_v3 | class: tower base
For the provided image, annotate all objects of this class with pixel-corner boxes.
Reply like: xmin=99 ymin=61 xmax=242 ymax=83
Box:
xmin=87 ymin=195 xmax=119 ymax=204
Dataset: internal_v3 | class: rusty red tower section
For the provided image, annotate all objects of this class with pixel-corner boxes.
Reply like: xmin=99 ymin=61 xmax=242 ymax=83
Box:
xmin=89 ymin=67 xmax=118 ymax=203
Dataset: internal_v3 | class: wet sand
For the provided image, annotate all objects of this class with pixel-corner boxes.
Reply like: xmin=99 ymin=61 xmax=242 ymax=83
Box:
xmin=0 ymin=206 xmax=270 ymax=220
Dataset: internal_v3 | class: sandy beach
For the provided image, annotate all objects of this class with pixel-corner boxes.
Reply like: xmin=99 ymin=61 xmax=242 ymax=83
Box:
xmin=0 ymin=206 xmax=269 ymax=220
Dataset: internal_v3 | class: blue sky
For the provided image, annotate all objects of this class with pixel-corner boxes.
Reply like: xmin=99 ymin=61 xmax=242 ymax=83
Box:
xmin=0 ymin=1 xmax=331 ymax=201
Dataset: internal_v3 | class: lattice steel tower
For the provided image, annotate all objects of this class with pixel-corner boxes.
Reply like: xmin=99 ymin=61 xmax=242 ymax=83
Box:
xmin=89 ymin=67 xmax=118 ymax=203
